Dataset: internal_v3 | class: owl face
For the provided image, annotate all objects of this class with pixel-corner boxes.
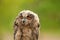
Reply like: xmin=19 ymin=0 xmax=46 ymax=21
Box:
xmin=18 ymin=11 xmax=34 ymax=26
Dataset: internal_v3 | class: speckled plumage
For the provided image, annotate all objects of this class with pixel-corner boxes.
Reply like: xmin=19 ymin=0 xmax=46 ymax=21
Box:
xmin=14 ymin=10 xmax=40 ymax=40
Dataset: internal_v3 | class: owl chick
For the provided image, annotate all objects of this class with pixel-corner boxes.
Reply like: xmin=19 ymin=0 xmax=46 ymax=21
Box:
xmin=14 ymin=10 xmax=40 ymax=40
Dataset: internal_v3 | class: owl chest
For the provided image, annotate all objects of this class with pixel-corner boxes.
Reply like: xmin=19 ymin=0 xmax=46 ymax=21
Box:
xmin=19 ymin=26 xmax=33 ymax=40
xmin=15 ymin=26 xmax=33 ymax=40
xmin=22 ymin=27 xmax=32 ymax=37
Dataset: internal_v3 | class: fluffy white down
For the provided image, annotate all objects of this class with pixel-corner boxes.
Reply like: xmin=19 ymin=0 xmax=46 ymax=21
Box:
xmin=19 ymin=10 xmax=39 ymax=23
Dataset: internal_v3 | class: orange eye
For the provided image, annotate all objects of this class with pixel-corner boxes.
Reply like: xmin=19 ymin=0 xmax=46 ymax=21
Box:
xmin=20 ymin=16 xmax=23 ymax=19
xmin=27 ymin=16 xmax=32 ymax=20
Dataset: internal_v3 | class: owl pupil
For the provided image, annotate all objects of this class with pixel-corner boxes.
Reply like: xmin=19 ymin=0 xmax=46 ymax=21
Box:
xmin=20 ymin=16 xmax=23 ymax=19
xmin=27 ymin=16 xmax=31 ymax=20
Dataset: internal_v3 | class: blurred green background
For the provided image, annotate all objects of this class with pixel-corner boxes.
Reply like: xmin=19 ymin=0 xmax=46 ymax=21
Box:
xmin=0 ymin=0 xmax=60 ymax=40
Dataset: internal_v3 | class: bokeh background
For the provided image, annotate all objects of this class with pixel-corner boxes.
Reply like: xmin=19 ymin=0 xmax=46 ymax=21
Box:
xmin=0 ymin=0 xmax=60 ymax=40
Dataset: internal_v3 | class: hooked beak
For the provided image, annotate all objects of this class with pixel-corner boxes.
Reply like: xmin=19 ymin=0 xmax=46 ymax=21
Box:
xmin=22 ymin=19 xmax=26 ymax=24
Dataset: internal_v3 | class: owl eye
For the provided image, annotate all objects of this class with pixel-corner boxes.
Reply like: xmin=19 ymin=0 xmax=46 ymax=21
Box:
xmin=27 ymin=16 xmax=32 ymax=20
xmin=20 ymin=16 xmax=23 ymax=19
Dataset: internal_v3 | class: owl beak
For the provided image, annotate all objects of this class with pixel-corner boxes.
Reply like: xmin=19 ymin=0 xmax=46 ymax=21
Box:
xmin=22 ymin=19 xmax=26 ymax=24
xmin=23 ymin=20 xmax=25 ymax=23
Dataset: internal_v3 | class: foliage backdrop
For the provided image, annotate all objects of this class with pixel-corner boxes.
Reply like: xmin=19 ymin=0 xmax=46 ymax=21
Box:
xmin=0 ymin=0 xmax=60 ymax=40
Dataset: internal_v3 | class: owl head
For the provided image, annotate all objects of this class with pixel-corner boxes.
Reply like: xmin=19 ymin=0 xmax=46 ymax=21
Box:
xmin=15 ymin=10 xmax=39 ymax=26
